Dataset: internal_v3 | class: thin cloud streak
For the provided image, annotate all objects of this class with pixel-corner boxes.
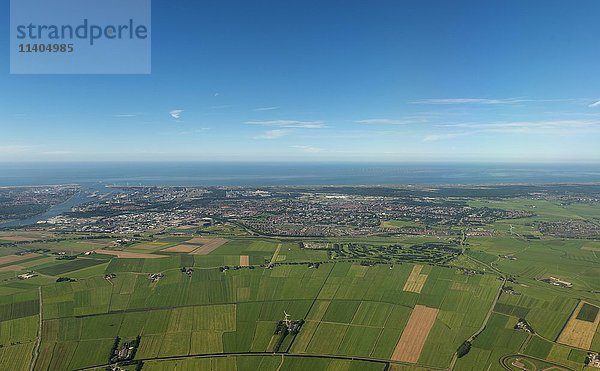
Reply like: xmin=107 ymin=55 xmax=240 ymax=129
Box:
xmin=42 ymin=151 xmax=73 ymax=155
xmin=438 ymin=119 xmax=600 ymax=132
xmin=423 ymin=133 xmax=471 ymax=142
xmin=113 ymin=114 xmax=138 ymax=118
xmin=253 ymin=106 xmax=280 ymax=111
xmin=424 ymin=119 xmax=600 ymax=142
xmin=411 ymin=98 xmax=578 ymax=105
xmin=246 ymin=120 xmax=325 ymax=129
xmin=0 ymin=145 xmax=33 ymax=154
xmin=356 ymin=118 xmax=429 ymax=125
xmin=290 ymin=145 xmax=322 ymax=153
xmin=253 ymin=129 xmax=291 ymax=139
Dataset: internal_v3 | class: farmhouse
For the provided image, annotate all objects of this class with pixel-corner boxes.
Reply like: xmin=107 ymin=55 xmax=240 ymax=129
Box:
xmin=181 ymin=267 xmax=194 ymax=276
xmin=514 ymin=319 xmax=534 ymax=333
xmin=17 ymin=272 xmax=37 ymax=280
xmin=542 ymin=276 xmax=573 ymax=288
xmin=148 ymin=273 xmax=163 ymax=282
xmin=586 ymin=353 xmax=600 ymax=368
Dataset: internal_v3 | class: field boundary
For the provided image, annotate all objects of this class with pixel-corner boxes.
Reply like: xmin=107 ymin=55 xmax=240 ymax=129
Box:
xmin=29 ymin=287 xmax=42 ymax=371
xmin=94 ymin=250 xmax=168 ymax=259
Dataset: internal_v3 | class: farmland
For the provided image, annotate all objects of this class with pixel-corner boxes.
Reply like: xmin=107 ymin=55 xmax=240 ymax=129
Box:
xmin=0 ymin=244 xmax=503 ymax=370
xmin=0 ymin=184 xmax=598 ymax=370
xmin=557 ymin=301 xmax=600 ymax=349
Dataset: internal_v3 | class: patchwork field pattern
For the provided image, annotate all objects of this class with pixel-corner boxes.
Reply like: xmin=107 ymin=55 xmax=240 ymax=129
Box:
xmin=557 ymin=301 xmax=600 ymax=349
xmin=7 ymin=260 xmax=501 ymax=370
xmin=2 ymin=224 xmax=596 ymax=371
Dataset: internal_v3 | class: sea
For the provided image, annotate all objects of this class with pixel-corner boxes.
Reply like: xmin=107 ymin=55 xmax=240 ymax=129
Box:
xmin=1 ymin=162 xmax=598 ymax=228
xmin=1 ymin=162 xmax=599 ymax=187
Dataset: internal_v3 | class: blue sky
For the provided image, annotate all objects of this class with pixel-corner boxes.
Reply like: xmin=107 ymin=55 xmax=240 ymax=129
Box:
xmin=1 ymin=0 xmax=600 ymax=162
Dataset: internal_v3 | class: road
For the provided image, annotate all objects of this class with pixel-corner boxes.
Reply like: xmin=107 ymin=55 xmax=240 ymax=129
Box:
xmin=77 ymin=351 xmax=455 ymax=371
xmin=448 ymin=247 xmax=507 ymax=370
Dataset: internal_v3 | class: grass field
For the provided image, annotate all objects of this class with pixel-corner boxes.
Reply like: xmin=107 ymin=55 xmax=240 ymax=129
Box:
xmin=142 ymin=355 xmax=387 ymax=371
xmin=576 ymin=302 xmax=599 ymax=322
xmin=36 ymin=257 xmax=107 ymax=276
xmin=456 ymin=312 xmax=528 ymax=370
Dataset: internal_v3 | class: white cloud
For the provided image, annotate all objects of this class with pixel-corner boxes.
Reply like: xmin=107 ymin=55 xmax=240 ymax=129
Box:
xmin=42 ymin=151 xmax=72 ymax=155
xmin=423 ymin=133 xmax=470 ymax=142
xmin=169 ymin=110 xmax=183 ymax=119
xmin=246 ymin=120 xmax=325 ymax=129
xmin=589 ymin=100 xmax=600 ymax=108
xmin=411 ymin=98 xmax=576 ymax=105
xmin=253 ymin=106 xmax=280 ymax=111
xmin=424 ymin=119 xmax=600 ymax=141
xmin=412 ymin=98 xmax=520 ymax=105
xmin=253 ymin=129 xmax=291 ymax=139
xmin=440 ymin=119 xmax=600 ymax=132
xmin=113 ymin=114 xmax=138 ymax=118
xmin=423 ymin=120 xmax=600 ymax=142
xmin=356 ymin=118 xmax=428 ymax=125
xmin=177 ymin=128 xmax=211 ymax=135
xmin=290 ymin=145 xmax=322 ymax=153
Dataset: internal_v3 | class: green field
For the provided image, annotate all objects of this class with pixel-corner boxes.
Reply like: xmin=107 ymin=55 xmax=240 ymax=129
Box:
xmin=36 ymin=258 xmax=108 ymax=276
xmin=15 ymin=260 xmax=503 ymax=369
xmin=576 ymin=302 xmax=599 ymax=322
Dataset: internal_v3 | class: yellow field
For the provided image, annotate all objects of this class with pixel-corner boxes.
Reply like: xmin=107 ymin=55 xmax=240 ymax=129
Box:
xmin=557 ymin=301 xmax=600 ymax=349
xmin=402 ymin=265 xmax=428 ymax=293
xmin=0 ymin=265 xmax=25 ymax=272
xmin=0 ymin=253 xmax=40 ymax=265
xmin=187 ymin=238 xmax=228 ymax=255
xmin=391 ymin=305 xmax=439 ymax=363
